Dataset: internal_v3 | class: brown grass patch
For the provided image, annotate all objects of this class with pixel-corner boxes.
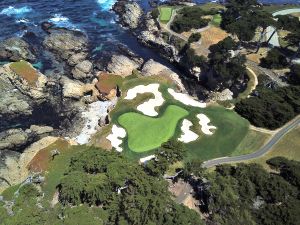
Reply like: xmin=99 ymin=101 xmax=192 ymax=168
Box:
xmin=246 ymin=47 xmax=269 ymax=64
xmin=9 ymin=61 xmax=38 ymax=86
xmin=192 ymin=27 xmax=228 ymax=56
xmin=95 ymin=72 xmax=123 ymax=94
xmin=27 ymin=139 xmax=71 ymax=172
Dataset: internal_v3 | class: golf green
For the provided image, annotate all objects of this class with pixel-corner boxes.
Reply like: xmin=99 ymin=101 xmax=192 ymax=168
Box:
xmin=118 ymin=105 xmax=188 ymax=153
xmin=159 ymin=7 xmax=173 ymax=23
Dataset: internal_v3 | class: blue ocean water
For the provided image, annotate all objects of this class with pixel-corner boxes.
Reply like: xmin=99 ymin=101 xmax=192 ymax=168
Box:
xmin=0 ymin=0 xmax=299 ymax=70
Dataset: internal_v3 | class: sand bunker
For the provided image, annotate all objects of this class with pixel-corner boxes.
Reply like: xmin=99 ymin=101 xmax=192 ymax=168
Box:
xmin=75 ymin=100 xmax=114 ymax=144
xmin=178 ymin=119 xmax=199 ymax=143
xmin=106 ymin=125 xmax=127 ymax=152
xmin=197 ymin=114 xmax=216 ymax=135
xmin=139 ymin=155 xmax=156 ymax=164
xmin=168 ymin=89 xmax=206 ymax=108
xmin=125 ymin=83 xmax=164 ymax=116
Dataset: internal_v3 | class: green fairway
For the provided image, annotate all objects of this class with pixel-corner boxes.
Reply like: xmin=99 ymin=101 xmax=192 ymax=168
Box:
xmin=212 ymin=14 xmax=222 ymax=26
xmin=159 ymin=6 xmax=173 ymax=23
xmin=118 ymin=105 xmax=188 ymax=152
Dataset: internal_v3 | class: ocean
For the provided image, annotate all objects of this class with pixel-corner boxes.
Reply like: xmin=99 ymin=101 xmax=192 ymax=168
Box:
xmin=0 ymin=0 xmax=299 ymax=72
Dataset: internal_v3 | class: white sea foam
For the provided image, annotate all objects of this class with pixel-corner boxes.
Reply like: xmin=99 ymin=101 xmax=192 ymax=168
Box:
xmin=0 ymin=6 xmax=32 ymax=16
xmin=97 ymin=0 xmax=117 ymax=11
xmin=49 ymin=14 xmax=80 ymax=30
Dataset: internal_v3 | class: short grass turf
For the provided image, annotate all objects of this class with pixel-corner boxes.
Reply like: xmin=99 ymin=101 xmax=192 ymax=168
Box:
xmin=118 ymin=105 xmax=188 ymax=152
xmin=211 ymin=14 xmax=222 ymax=26
xmin=159 ymin=6 xmax=173 ymax=23
xmin=107 ymin=75 xmax=250 ymax=160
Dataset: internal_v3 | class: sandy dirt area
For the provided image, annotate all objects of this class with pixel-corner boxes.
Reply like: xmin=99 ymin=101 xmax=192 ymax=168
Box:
xmin=197 ymin=114 xmax=216 ymax=135
xmin=125 ymin=83 xmax=164 ymax=116
xmin=106 ymin=125 xmax=126 ymax=152
xmin=178 ymin=119 xmax=199 ymax=143
xmin=168 ymin=88 xmax=206 ymax=108
xmin=75 ymin=100 xmax=115 ymax=144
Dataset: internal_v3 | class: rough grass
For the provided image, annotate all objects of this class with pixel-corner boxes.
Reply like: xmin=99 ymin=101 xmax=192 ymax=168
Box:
xmin=247 ymin=127 xmax=300 ymax=169
xmin=41 ymin=144 xmax=85 ymax=201
xmin=198 ymin=3 xmax=225 ymax=12
xmin=118 ymin=105 xmax=188 ymax=152
xmin=159 ymin=6 xmax=173 ymax=23
xmin=231 ymin=130 xmax=271 ymax=156
xmin=9 ymin=61 xmax=38 ymax=86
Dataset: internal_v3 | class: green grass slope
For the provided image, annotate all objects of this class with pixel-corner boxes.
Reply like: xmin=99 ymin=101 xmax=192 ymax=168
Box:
xmin=118 ymin=105 xmax=188 ymax=152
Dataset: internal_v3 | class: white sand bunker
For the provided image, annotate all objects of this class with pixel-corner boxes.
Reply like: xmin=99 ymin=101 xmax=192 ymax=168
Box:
xmin=75 ymin=101 xmax=114 ymax=144
xmin=197 ymin=114 xmax=216 ymax=135
xmin=106 ymin=125 xmax=127 ymax=152
xmin=139 ymin=155 xmax=156 ymax=164
xmin=125 ymin=83 xmax=164 ymax=116
xmin=168 ymin=88 xmax=206 ymax=108
xmin=178 ymin=119 xmax=199 ymax=143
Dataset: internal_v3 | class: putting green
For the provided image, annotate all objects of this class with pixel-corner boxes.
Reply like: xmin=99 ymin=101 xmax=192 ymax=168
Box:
xmin=118 ymin=105 xmax=188 ymax=152
xmin=159 ymin=7 xmax=173 ymax=23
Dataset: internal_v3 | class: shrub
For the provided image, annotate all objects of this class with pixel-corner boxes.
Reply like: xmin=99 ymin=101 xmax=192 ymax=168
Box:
xmin=171 ymin=6 xmax=210 ymax=33
xmin=260 ymin=48 xmax=289 ymax=69
xmin=151 ymin=8 xmax=159 ymax=20
xmin=188 ymin=33 xmax=201 ymax=43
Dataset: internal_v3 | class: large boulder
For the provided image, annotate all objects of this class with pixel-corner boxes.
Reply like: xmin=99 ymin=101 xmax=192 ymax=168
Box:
xmin=0 ymin=37 xmax=36 ymax=62
xmin=106 ymin=55 xmax=141 ymax=77
xmin=1 ymin=61 xmax=48 ymax=100
xmin=113 ymin=1 xmax=143 ymax=29
xmin=60 ymin=76 xmax=99 ymax=101
xmin=72 ymin=60 xmax=93 ymax=80
xmin=0 ymin=125 xmax=53 ymax=151
xmin=142 ymin=59 xmax=185 ymax=91
xmin=43 ymin=29 xmax=88 ymax=61
xmin=138 ymin=31 xmax=179 ymax=62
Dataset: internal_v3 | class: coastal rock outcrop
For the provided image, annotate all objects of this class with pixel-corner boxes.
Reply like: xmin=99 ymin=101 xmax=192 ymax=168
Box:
xmin=113 ymin=1 xmax=143 ymax=29
xmin=138 ymin=15 xmax=179 ymax=62
xmin=107 ymin=55 xmax=141 ymax=77
xmin=43 ymin=29 xmax=88 ymax=61
xmin=72 ymin=60 xmax=93 ymax=79
xmin=142 ymin=59 xmax=185 ymax=91
xmin=0 ymin=37 xmax=36 ymax=62
xmin=0 ymin=125 xmax=53 ymax=151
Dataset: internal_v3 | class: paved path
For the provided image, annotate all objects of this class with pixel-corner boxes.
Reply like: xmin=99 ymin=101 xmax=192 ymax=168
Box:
xmin=161 ymin=8 xmax=208 ymax=50
xmin=202 ymin=115 xmax=300 ymax=168
xmin=266 ymin=8 xmax=300 ymax=47
xmin=246 ymin=60 xmax=288 ymax=87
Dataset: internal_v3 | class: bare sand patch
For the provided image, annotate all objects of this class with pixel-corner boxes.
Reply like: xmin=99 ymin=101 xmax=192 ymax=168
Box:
xmin=197 ymin=114 xmax=216 ymax=135
xmin=124 ymin=83 xmax=164 ymax=116
xmin=168 ymin=88 xmax=206 ymax=108
xmin=139 ymin=155 xmax=156 ymax=164
xmin=106 ymin=125 xmax=126 ymax=152
xmin=178 ymin=119 xmax=199 ymax=143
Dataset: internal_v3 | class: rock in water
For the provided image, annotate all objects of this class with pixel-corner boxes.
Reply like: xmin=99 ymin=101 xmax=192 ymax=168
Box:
xmin=0 ymin=37 xmax=36 ymax=62
xmin=113 ymin=1 xmax=143 ymax=29
xmin=43 ymin=29 xmax=88 ymax=61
